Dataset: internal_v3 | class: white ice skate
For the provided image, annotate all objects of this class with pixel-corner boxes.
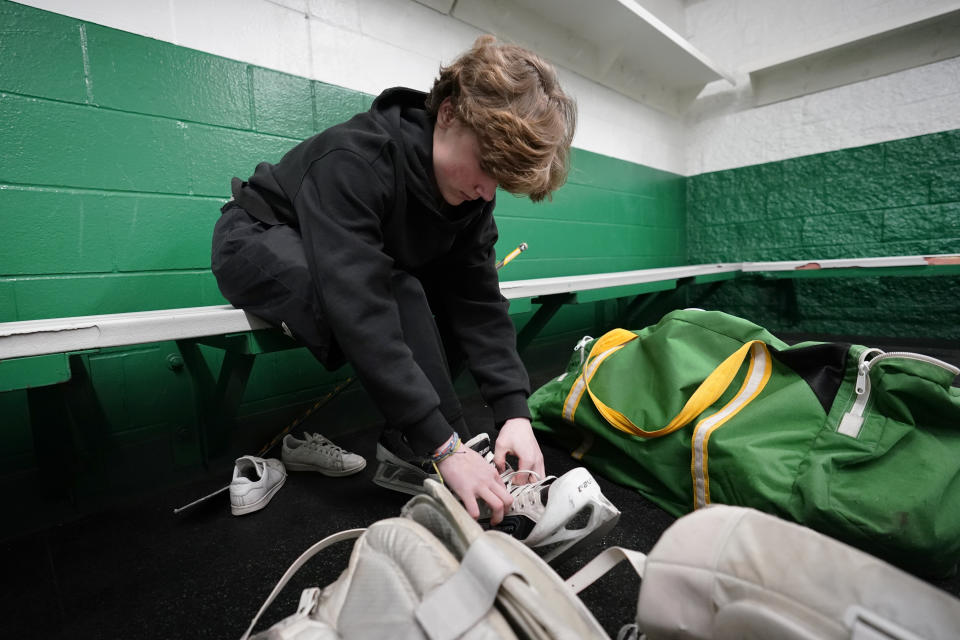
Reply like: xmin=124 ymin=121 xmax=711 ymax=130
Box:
xmin=482 ymin=466 xmax=621 ymax=563
xmin=374 ymin=430 xmax=620 ymax=562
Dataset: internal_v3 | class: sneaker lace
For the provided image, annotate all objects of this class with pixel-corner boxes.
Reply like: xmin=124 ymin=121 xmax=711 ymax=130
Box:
xmin=303 ymin=433 xmax=344 ymax=454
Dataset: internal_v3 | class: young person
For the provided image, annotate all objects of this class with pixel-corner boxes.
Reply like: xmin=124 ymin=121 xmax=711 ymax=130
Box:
xmin=211 ymin=35 xmax=576 ymax=525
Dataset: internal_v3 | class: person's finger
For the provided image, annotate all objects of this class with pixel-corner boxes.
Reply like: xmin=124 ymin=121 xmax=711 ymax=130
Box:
xmin=493 ymin=446 xmax=508 ymax=474
xmin=513 ymin=464 xmax=527 ymax=482
xmin=514 ymin=452 xmax=537 ymax=484
xmin=520 ymin=451 xmax=544 ymax=480
xmin=534 ymin=454 xmax=546 ymax=479
xmin=492 ymin=474 xmax=513 ymax=511
xmin=460 ymin=493 xmax=480 ymax=520
xmin=480 ymin=487 xmax=505 ymax=525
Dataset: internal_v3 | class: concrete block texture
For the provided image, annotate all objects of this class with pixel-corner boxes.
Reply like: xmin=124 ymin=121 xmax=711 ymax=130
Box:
xmin=0 ymin=2 xmax=684 ymax=324
xmin=13 ymin=0 xmax=683 ymax=173
xmin=688 ymin=131 xmax=959 ymax=261
xmin=13 ymin=0 xmax=960 ymax=176
xmin=2 ymin=0 xmax=957 ymax=471
xmin=688 ymin=129 xmax=960 ymax=341
xmin=685 ymin=56 xmax=960 ymax=176
xmin=684 ymin=1 xmax=960 ymax=175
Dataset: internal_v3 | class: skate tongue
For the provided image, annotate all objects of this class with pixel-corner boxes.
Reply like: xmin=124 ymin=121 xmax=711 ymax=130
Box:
xmin=521 ymin=476 xmax=551 ymax=505
xmin=463 ymin=433 xmax=492 ymax=458
xmin=504 ymin=472 xmax=554 ymax=505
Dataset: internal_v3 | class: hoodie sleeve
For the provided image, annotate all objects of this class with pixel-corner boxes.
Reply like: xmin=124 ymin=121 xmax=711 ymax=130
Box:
xmin=433 ymin=207 xmax=532 ymax=427
xmin=294 ymin=147 xmax=454 ymax=455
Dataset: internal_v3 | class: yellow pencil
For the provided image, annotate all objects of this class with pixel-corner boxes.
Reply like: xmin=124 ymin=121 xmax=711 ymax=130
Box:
xmin=495 ymin=242 xmax=528 ymax=270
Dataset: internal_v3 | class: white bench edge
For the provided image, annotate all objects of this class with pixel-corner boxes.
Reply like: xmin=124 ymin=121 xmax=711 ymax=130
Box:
xmin=2 ymin=254 xmax=957 ymax=361
xmin=0 ymin=305 xmax=272 ymax=361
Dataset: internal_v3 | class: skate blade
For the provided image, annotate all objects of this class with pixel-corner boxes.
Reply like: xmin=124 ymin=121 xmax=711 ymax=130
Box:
xmin=540 ymin=506 xmax=621 ymax=564
xmin=530 ymin=468 xmax=622 ymax=564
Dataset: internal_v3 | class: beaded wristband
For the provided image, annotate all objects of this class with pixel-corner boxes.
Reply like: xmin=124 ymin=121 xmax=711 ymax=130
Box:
xmin=430 ymin=432 xmax=461 ymax=464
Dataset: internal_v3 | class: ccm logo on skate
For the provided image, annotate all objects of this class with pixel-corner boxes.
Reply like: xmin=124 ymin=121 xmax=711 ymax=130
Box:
xmin=578 ymin=479 xmax=593 ymax=492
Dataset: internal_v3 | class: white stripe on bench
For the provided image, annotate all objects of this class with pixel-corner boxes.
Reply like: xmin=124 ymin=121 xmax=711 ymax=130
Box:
xmin=0 ymin=305 xmax=271 ymax=360
xmin=2 ymin=255 xmax=957 ymax=361
xmin=743 ymin=254 xmax=960 ymax=271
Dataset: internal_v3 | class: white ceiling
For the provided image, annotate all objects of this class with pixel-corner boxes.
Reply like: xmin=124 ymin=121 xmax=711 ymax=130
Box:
xmin=419 ymin=0 xmax=732 ymax=114
xmin=418 ymin=0 xmax=960 ymax=115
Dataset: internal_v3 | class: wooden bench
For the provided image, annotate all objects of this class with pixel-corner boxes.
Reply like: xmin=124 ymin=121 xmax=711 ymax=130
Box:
xmin=2 ymin=254 xmax=958 ymax=473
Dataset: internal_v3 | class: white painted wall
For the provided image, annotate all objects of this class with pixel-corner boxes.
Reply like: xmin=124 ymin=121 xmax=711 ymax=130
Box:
xmin=685 ymin=0 xmax=956 ymax=72
xmin=12 ymin=0 xmax=960 ymax=176
xmin=684 ymin=0 xmax=960 ymax=174
xmin=12 ymin=0 xmax=686 ymax=175
xmin=685 ymin=56 xmax=960 ymax=175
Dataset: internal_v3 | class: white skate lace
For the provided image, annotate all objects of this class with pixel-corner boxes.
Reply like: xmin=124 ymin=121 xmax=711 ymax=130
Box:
xmin=474 ymin=448 xmax=555 ymax=511
xmin=499 ymin=469 xmax=555 ymax=511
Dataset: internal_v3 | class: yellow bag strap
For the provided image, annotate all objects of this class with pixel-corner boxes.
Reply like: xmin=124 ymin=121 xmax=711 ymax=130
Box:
xmin=562 ymin=329 xmax=769 ymax=439
xmin=562 ymin=329 xmax=636 ymax=427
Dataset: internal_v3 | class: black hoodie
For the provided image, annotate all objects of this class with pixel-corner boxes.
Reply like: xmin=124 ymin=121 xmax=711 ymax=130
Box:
xmin=230 ymin=87 xmax=531 ymax=454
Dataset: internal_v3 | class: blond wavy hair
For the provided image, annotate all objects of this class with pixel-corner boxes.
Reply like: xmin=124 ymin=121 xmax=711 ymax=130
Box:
xmin=426 ymin=35 xmax=576 ymax=203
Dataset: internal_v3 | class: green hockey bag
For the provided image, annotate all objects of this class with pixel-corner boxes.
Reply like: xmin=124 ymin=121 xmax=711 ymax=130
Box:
xmin=528 ymin=309 xmax=960 ymax=575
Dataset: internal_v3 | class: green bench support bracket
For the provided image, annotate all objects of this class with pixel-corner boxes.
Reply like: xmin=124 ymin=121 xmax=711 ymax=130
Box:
xmin=176 ymin=329 xmax=304 ymax=460
xmin=0 ymin=353 xmax=73 ymax=392
xmin=516 ymin=293 xmax=577 ymax=354
xmin=27 ymin=351 xmax=111 ymax=501
xmin=615 ymin=276 xmax=731 ymax=329
xmin=514 ymin=275 xmax=728 ymax=355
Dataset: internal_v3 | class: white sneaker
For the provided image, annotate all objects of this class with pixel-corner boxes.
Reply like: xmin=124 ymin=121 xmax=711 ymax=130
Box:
xmin=230 ymin=456 xmax=287 ymax=516
xmin=281 ymin=432 xmax=366 ymax=477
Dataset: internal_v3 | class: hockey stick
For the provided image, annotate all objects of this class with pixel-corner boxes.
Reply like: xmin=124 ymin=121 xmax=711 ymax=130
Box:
xmin=256 ymin=376 xmax=356 ymax=457
xmin=172 ymin=485 xmax=229 ymax=514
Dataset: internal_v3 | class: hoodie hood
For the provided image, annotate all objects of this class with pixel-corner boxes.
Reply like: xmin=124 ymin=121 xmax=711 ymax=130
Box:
xmin=372 ymin=88 xmax=488 ymax=228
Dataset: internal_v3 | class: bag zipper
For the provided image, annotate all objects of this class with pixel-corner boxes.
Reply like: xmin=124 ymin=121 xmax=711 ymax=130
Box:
xmin=574 ymin=335 xmax=594 ymax=365
xmin=556 ymin=335 xmax=594 ymax=383
xmin=837 ymin=348 xmax=959 ymax=438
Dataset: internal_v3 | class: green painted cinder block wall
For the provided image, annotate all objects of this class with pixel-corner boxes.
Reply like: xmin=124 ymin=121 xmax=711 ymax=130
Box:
xmin=1 ymin=1 xmax=957 ymax=491
xmin=687 ymin=131 xmax=960 ymax=339
xmin=0 ymin=1 xmax=682 ymax=476
xmin=0 ymin=1 xmax=682 ymax=325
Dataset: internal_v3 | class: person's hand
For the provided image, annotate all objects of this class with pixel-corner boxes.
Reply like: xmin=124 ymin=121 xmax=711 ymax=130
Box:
xmin=494 ymin=417 xmax=546 ymax=485
xmin=436 ymin=445 xmax=513 ymax=524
